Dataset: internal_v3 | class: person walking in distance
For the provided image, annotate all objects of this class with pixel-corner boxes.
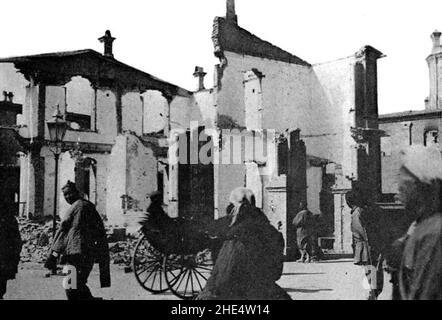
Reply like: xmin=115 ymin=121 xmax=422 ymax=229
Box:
xmin=346 ymin=189 xmax=386 ymax=300
xmin=292 ymin=201 xmax=314 ymax=263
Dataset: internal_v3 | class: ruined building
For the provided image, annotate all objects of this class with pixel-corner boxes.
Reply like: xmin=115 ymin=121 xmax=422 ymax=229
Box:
xmin=200 ymin=0 xmax=384 ymax=256
xmin=0 ymin=1 xmax=385 ymax=257
xmin=380 ymin=30 xmax=442 ymax=197
xmin=0 ymin=31 xmax=192 ymax=227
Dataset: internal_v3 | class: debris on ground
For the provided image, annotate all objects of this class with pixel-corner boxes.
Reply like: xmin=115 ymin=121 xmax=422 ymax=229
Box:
xmin=108 ymin=237 xmax=138 ymax=266
xmin=18 ymin=218 xmax=138 ymax=267
xmin=19 ymin=218 xmax=57 ymax=264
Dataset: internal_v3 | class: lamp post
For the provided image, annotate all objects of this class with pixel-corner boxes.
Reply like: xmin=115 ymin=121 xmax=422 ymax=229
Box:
xmin=46 ymin=106 xmax=68 ymax=238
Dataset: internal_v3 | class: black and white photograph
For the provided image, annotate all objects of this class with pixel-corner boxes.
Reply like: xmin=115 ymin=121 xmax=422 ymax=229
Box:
xmin=0 ymin=0 xmax=441 ymax=306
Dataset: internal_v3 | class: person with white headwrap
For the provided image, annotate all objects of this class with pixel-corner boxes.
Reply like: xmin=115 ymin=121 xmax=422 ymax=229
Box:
xmin=227 ymin=187 xmax=256 ymax=226
xmin=197 ymin=187 xmax=290 ymax=300
xmin=396 ymin=145 xmax=442 ymax=300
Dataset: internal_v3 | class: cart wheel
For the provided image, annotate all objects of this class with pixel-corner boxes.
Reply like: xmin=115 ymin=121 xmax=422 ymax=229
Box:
xmin=164 ymin=249 xmax=214 ymax=300
xmin=132 ymin=234 xmax=168 ymax=293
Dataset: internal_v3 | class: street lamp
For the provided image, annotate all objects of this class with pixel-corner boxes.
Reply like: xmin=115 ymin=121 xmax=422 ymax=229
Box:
xmin=46 ymin=106 xmax=68 ymax=239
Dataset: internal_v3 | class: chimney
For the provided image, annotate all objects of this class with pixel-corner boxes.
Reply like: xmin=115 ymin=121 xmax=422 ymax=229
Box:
xmin=98 ymin=30 xmax=116 ymax=58
xmin=226 ymin=0 xmax=238 ymax=24
xmin=431 ymin=30 xmax=442 ymax=54
xmin=193 ymin=66 xmax=207 ymax=91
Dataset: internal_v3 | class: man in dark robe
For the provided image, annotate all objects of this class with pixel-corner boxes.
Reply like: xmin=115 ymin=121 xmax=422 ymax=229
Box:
xmin=197 ymin=187 xmax=290 ymax=300
xmin=292 ymin=201 xmax=314 ymax=263
xmin=0 ymin=200 xmax=22 ymax=299
xmin=396 ymin=145 xmax=442 ymax=300
xmin=346 ymin=189 xmax=386 ymax=300
xmin=45 ymin=181 xmax=110 ymax=300
xmin=143 ymin=191 xmax=171 ymax=230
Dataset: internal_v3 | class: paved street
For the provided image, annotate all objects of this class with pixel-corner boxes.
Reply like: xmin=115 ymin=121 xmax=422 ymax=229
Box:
xmin=4 ymin=259 xmax=392 ymax=300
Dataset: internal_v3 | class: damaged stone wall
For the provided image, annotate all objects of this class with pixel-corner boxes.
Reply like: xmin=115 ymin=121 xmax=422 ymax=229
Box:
xmin=380 ymin=114 xmax=442 ymax=194
xmin=170 ymin=95 xmax=192 ymax=130
xmin=216 ymin=51 xmax=311 ymax=129
xmin=96 ymin=89 xmax=118 ymax=141
xmin=105 ymin=135 xmax=127 ymax=226
xmin=126 ymin=134 xmax=158 ymax=212
xmin=0 ymin=65 xmax=182 ymax=223
xmin=122 ymin=92 xmax=143 ymax=136
xmin=212 ymin=50 xmax=358 ymax=216
xmin=310 ymin=57 xmax=359 ymax=183
xmin=209 ymin=42 xmax=380 ymax=254
xmin=141 ymin=90 xmax=167 ymax=134
xmin=192 ymin=90 xmax=217 ymax=129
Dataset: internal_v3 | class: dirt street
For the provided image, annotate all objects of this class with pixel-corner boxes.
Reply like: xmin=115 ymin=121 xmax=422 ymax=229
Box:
xmin=3 ymin=259 xmax=393 ymax=300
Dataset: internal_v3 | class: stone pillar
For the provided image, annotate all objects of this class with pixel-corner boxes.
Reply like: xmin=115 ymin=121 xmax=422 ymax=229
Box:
xmin=167 ymin=132 xmax=179 ymax=218
xmin=266 ymin=176 xmax=288 ymax=255
xmin=30 ymin=149 xmax=45 ymax=218
xmin=332 ymin=189 xmax=353 ymax=254
xmin=18 ymin=153 xmax=28 ymax=218
xmin=162 ymin=93 xmax=173 ymax=138
xmin=59 ymin=151 xmax=76 ymax=219
xmin=105 ymin=135 xmax=127 ymax=226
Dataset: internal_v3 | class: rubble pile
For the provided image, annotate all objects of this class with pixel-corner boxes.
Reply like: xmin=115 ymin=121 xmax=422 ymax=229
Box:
xmin=108 ymin=237 xmax=138 ymax=266
xmin=18 ymin=218 xmax=56 ymax=264
xmin=18 ymin=218 xmax=139 ymax=266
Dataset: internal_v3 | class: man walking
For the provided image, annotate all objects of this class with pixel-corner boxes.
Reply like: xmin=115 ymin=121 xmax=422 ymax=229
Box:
xmin=292 ymin=201 xmax=314 ymax=263
xmin=45 ymin=181 xmax=110 ymax=300
xmin=346 ymin=189 xmax=386 ymax=300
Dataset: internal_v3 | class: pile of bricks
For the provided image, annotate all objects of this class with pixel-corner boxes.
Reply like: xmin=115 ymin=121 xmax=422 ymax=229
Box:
xmin=18 ymin=218 xmax=55 ymax=264
xmin=108 ymin=238 xmax=138 ymax=266
xmin=17 ymin=218 xmax=139 ymax=267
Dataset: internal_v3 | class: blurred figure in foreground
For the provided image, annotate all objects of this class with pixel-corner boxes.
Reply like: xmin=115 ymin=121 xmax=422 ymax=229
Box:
xmin=197 ymin=187 xmax=290 ymax=300
xmin=0 ymin=199 xmax=22 ymax=299
xmin=396 ymin=146 xmax=442 ymax=300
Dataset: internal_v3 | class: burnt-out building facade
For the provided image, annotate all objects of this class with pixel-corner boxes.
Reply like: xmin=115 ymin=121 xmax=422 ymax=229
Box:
xmin=186 ymin=0 xmax=385 ymax=256
xmin=0 ymin=1 xmax=385 ymax=257
xmin=0 ymin=31 xmax=192 ymax=227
